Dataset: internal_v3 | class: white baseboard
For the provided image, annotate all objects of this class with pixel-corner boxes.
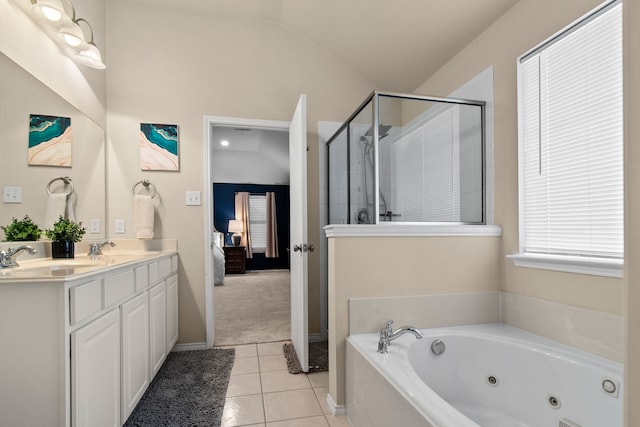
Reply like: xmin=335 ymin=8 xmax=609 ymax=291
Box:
xmin=326 ymin=393 xmax=346 ymax=416
xmin=172 ymin=342 xmax=207 ymax=352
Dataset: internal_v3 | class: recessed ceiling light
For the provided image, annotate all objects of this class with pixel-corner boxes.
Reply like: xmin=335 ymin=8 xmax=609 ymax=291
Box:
xmin=220 ymin=140 xmax=229 ymax=147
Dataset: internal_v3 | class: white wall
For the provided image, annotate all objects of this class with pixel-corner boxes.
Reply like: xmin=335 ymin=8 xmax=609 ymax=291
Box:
xmin=106 ymin=0 xmax=376 ymax=343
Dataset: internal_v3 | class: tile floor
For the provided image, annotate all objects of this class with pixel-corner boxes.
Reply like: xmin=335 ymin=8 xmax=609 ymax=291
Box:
xmin=221 ymin=341 xmax=351 ymax=427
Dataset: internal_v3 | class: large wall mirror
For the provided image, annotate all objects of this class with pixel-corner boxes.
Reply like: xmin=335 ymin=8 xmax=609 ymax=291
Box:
xmin=0 ymin=53 xmax=106 ymax=240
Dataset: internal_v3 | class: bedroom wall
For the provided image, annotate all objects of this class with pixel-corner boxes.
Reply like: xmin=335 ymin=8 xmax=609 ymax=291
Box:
xmin=213 ymin=183 xmax=290 ymax=270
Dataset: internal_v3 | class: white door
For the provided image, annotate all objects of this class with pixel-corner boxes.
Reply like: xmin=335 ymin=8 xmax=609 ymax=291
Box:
xmin=289 ymin=95 xmax=309 ymax=372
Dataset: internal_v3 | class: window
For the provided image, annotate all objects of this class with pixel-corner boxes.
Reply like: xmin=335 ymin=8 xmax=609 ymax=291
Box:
xmin=249 ymin=195 xmax=266 ymax=252
xmin=511 ymin=0 xmax=623 ymax=277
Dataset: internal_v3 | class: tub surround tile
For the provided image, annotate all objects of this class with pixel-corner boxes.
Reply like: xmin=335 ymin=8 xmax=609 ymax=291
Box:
xmin=501 ymin=291 xmax=623 ymax=363
xmin=349 ymin=291 xmax=500 ymax=335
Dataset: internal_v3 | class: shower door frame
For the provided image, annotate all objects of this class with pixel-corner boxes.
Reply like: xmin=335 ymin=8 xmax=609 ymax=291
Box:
xmin=326 ymin=90 xmax=487 ymax=226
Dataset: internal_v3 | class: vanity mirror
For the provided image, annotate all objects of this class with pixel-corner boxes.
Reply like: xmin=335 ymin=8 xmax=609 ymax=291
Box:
xmin=0 ymin=53 xmax=106 ymax=240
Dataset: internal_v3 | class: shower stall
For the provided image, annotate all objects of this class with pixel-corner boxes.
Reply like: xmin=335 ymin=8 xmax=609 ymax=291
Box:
xmin=327 ymin=91 xmax=486 ymax=225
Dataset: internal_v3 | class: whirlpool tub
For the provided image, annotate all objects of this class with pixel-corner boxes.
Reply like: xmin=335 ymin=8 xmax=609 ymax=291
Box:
xmin=345 ymin=324 xmax=622 ymax=427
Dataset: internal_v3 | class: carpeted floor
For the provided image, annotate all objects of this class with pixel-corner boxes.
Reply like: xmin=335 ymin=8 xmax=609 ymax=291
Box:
xmin=124 ymin=348 xmax=235 ymax=427
xmin=214 ymin=269 xmax=291 ymax=345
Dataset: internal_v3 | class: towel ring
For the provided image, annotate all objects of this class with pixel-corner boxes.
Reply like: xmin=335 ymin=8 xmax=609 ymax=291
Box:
xmin=133 ymin=179 xmax=157 ymax=199
xmin=46 ymin=177 xmax=74 ymax=198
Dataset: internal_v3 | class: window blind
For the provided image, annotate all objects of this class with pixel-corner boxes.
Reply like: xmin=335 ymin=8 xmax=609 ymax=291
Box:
xmin=399 ymin=107 xmax=460 ymax=222
xmin=519 ymin=1 xmax=623 ymax=258
xmin=249 ymin=195 xmax=266 ymax=251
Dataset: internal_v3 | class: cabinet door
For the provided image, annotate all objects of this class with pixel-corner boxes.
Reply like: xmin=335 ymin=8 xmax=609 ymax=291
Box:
xmin=166 ymin=274 xmax=178 ymax=351
xmin=72 ymin=309 xmax=120 ymax=427
xmin=120 ymin=292 xmax=150 ymax=423
xmin=149 ymin=281 xmax=167 ymax=378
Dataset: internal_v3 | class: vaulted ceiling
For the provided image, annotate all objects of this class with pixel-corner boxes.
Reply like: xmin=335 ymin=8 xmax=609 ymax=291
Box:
xmin=126 ymin=0 xmax=520 ymax=92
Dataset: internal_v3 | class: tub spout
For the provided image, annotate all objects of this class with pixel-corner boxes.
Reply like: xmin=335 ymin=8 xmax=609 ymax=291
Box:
xmin=377 ymin=320 xmax=424 ymax=354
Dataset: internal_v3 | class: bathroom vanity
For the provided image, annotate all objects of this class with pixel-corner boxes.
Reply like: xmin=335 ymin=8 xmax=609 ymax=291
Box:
xmin=0 ymin=249 xmax=178 ymax=427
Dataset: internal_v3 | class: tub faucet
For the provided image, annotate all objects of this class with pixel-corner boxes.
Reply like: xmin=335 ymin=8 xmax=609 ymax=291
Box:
xmin=87 ymin=241 xmax=116 ymax=256
xmin=377 ymin=320 xmax=424 ymax=354
xmin=0 ymin=246 xmax=38 ymax=268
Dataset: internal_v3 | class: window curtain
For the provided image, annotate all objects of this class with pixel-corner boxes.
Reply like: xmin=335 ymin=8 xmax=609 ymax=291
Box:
xmin=234 ymin=192 xmax=253 ymax=258
xmin=265 ymin=192 xmax=279 ymax=258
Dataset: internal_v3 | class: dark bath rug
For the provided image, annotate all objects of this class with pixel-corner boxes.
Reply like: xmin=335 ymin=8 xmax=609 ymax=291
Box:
xmin=124 ymin=347 xmax=235 ymax=427
xmin=282 ymin=341 xmax=328 ymax=374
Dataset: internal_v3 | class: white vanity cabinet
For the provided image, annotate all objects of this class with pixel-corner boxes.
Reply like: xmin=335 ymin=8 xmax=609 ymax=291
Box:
xmin=72 ymin=309 xmax=121 ymax=427
xmin=149 ymin=280 xmax=167 ymax=378
xmin=0 ymin=252 xmax=178 ymax=427
xmin=120 ymin=292 xmax=150 ymax=424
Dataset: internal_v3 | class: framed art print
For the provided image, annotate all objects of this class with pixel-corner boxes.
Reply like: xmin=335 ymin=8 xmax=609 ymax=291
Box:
xmin=140 ymin=123 xmax=179 ymax=171
xmin=28 ymin=114 xmax=72 ymax=167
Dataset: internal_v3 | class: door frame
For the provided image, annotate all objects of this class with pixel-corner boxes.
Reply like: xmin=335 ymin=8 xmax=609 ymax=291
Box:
xmin=203 ymin=115 xmax=290 ymax=347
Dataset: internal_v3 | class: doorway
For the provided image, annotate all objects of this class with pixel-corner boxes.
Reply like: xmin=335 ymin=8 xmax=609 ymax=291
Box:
xmin=203 ymin=115 xmax=292 ymax=348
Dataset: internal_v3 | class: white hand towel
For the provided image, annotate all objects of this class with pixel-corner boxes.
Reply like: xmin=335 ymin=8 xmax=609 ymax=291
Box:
xmin=44 ymin=193 xmax=67 ymax=230
xmin=65 ymin=195 xmax=75 ymax=223
xmin=134 ymin=195 xmax=154 ymax=239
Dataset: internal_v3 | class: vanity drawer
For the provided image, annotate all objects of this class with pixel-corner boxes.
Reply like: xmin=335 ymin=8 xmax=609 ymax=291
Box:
xmin=103 ymin=270 xmax=135 ymax=308
xmin=148 ymin=261 xmax=159 ymax=284
xmin=158 ymin=257 xmax=172 ymax=279
xmin=135 ymin=264 xmax=149 ymax=292
xmin=69 ymin=280 xmax=102 ymax=325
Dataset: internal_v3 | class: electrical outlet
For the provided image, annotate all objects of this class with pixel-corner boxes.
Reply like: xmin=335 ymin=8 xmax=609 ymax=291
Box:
xmin=115 ymin=219 xmax=125 ymax=233
xmin=186 ymin=191 xmax=201 ymax=206
xmin=90 ymin=218 xmax=100 ymax=234
xmin=3 ymin=186 xmax=22 ymax=203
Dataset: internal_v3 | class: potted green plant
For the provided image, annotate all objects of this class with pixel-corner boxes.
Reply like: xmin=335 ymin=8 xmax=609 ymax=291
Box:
xmin=45 ymin=216 xmax=86 ymax=258
xmin=1 ymin=215 xmax=43 ymax=241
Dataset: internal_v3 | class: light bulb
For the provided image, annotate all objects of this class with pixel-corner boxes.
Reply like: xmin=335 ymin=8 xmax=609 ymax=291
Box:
xmin=40 ymin=5 xmax=62 ymax=21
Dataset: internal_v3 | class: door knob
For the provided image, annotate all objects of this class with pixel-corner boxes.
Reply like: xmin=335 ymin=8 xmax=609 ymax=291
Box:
xmin=293 ymin=244 xmax=302 ymax=252
xmin=293 ymin=244 xmax=314 ymax=252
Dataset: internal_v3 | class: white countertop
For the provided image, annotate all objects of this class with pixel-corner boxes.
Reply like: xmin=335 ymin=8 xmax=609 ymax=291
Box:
xmin=0 ymin=250 xmax=176 ymax=282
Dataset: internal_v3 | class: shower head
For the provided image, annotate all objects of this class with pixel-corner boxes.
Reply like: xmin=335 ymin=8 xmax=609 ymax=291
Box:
xmin=364 ymin=124 xmax=392 ymax=140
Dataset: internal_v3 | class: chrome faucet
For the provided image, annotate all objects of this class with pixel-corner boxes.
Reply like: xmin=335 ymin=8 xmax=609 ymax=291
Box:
xmin=0 ymin=246 xmax=38 ymax=268
xmin=87 ymin=241 xmax=115 ymax=256
xmin=377 ymin=320 xmax=424 ymax=354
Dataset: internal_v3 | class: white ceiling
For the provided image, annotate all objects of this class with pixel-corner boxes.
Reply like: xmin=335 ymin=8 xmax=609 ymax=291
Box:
xmin=127 ymin=0 xmax=520 ymax=92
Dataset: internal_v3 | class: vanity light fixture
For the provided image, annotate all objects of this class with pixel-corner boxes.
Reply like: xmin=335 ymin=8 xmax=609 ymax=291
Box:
xmin=26 ymin=0 xmax=106 ymax=69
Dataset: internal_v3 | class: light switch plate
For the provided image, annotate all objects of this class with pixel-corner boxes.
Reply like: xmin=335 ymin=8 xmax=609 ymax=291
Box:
xmin=115 ymin=219 xmax=125 ymax=233
xmin=90 ymin=218 xmax=100 ymax=234
xmin=186 ymin=191 xmax=201 ymax=206
xmin=3 ymin=186 xmax=22 ymax=203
